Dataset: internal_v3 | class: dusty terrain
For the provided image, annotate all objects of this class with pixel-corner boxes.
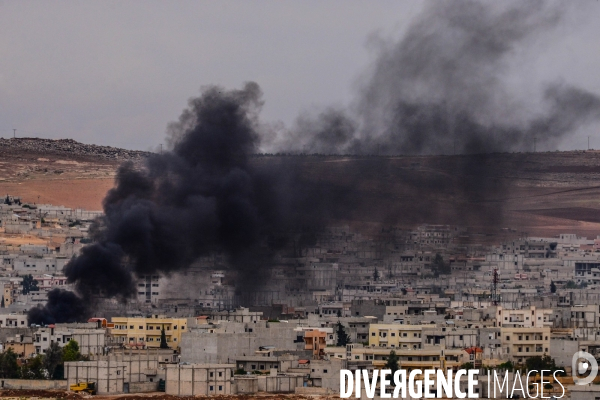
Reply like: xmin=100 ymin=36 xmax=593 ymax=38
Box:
xmin=0 ymin=138 xmax=600 ymax=239
xmin=0 ymin=138 xmax=146 ymax=210
xmin=0 ymin=389 xmax=337 ymax=400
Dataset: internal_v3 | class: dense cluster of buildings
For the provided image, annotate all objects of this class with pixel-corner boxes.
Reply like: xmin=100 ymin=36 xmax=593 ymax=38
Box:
xmin=1 ymin=196 xmax=600 ymax=397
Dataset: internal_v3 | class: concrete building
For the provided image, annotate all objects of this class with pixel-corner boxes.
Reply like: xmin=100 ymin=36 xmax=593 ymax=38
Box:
xmin=500 ymin=326 xmax=551 ymax=364
xmin=4 ymin=333 xmax=34 ymax=357
xmin=368 ymin=323 xmax=433 ymax=349
xmin=200 ymin=307 xmax=262 ymax=323
xmin=179 ymin=320 xmax=304 ymax=364
xmin=33 ymin=326 xmax=105 ymax=355
xmin=495 ymin=305 xmax=553 ymax=328
xmin=110 ymin=316 xmax=187 ymax=348
xmin=65 ymin=360 xmax=125 ymax=394
xmin=304 ymin=329 xmax=327 ymax=359
xmin=165 ymin=363 xmax=234 ymax=396
xmin=0 ymin=313 xmax=27 ymax=328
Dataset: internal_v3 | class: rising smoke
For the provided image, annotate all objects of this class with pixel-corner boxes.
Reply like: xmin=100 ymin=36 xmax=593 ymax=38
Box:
xmin=28 ymin=0 xmax=600 ymax=324
xmin=28 ymin=83 xmax=349 ymax=324
xmin=275 ymin=1 xmax=600 ymax=155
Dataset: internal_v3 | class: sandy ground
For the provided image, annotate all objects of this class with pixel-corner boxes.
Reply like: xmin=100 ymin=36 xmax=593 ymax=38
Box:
xmin=0 ymin=389 xmax=337 ymax=400
xmin=0 ymin=178 xmax=114 ymax=211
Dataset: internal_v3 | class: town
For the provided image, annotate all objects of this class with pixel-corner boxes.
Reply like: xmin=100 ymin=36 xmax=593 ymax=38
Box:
xmin=0 ymin=194 xmax=599 ymax=399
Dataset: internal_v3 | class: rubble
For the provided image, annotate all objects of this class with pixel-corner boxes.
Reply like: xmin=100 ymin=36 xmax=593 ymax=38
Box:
xmin=0 ymin=138 xmax=149 ymax=162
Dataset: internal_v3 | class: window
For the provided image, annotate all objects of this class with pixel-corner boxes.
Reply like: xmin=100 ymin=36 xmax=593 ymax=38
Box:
xmin=324 ymin=369 xmax=328 ymax=373
xmin=371 ymin=332 xmax=375 ymax=336
xmin=209 ymin=386 xmax=213 ymax=391
xmin=218 ymin=386 xmax=222 ymax=391
xmin=218 ymin=372 xmax=222 ymax=377
xmin=210 ymin=372 xmax=213 ymax=377
xmin=139 ymin=326 xmax=143 ymax=329
xmin=130 ymin=325 xmax=134 ymax=329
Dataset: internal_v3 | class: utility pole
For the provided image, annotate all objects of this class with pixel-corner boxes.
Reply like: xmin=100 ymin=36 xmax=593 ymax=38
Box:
xmin=588 ymin=136 xmax=590 ymax=150
xmin=13 ymin=129 xmax=16 ymax=138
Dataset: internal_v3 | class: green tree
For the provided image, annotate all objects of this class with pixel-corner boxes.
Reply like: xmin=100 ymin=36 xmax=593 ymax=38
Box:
xmin=550 ymin=281 xmax=557 ymax=293
xmin=0 ymin=348 xmax=20 ymax=378
xmin=525 ymin=355 xmax=557 ymax=372
xmin=335 ymin=322 xmax=351 ymax=347
xmin=384 ymin=350 xmax=399 ymax=375
xmin=498 ymin=360 xmax=514 ymax=372
xmin=160 ymin=327 xmax=169 ymax=349
xmin=432 ymin=254 xmax=451 ymax=276
xmin=565 ymin=280 xmax=578 ymax=289
xmin=62 ymin=340 xmax=82 ymax=362
xmin=44 ymin=342 xmax=64 ymax=379
xmin=21 ymin=354 xmax=46 ymax=379
xmin=22 ymin=274 xmax=39 ymax=295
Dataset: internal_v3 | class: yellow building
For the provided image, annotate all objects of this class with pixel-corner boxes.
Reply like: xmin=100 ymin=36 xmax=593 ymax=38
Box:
xmin=350 ymin=345 xmax=465 ymax=371
xmin=369 ymin=324 xmax=434 ymax=349
xmin=110 ymin=315 xmax=187 ymax=348
xmin=500 ymin=326 xmax=551 ymax=364
xmin=3 ymin=282 xmax=19 ymax=307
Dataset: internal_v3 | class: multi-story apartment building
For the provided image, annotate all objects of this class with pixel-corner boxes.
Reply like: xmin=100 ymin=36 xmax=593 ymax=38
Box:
xmin=136 ymin=274 xmax=162 ymax=304
xmin=495 ymin=306 xmax=553 ymax=328
xmin=33 ymin=326 xmax=105 ymax=355
xmin=348 ymin=344 xmax=464 ymax=371
xmin=500 ymin=327 xmax=551 ymax=364
xmin=368 ymin=324 xmax=434 ymax=349
xmin=0 ymin=312 xmax=27 ymax=327
xmin=110 ymin=316 xmax=188 ymax=348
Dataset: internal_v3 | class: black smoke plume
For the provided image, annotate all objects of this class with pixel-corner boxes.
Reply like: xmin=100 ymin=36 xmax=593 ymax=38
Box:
xmin=28 ymin=1 xmax=600 ymax=324
xmin=275 ymin=1 xmax=600 ymax=155
xmin=28 ymin=82 xmax=349 ymax=324
xmin=27 ymin=289 xmax=90 ymax=325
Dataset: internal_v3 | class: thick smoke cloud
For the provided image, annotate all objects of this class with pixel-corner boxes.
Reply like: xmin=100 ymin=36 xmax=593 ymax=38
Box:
xmin=274 ymin=1 xmax=600 ymax=155
xmin=28 ymin=0 xmax=600 ymax=324
xmin=29 ymin=82 xmax=346 ymax=324
xmin=27 ymin=289 xmax=90 ymax=325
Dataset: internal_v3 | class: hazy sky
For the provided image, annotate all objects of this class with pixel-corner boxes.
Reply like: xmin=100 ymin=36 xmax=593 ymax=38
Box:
xmin=1 ymin=1 xmax=600 ymax=151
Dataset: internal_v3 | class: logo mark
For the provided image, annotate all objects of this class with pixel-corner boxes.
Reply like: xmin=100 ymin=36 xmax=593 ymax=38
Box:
xmin=572 ymin=351 xmax=598 ymax=385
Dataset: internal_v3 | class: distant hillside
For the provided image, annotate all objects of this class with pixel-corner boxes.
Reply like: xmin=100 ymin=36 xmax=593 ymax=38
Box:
xmin=1 ymin=138 xmax=599 ymax=238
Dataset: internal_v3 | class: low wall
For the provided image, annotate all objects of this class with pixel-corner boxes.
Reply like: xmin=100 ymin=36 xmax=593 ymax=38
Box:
xmin=0 ymin=379 xmax=68 ymax=390
xmin=295 ymin=386 xmax=336 ymax=396
xmin=257 ymin=375 xmax=304 ymax=393
xmin=128 ymin=381 xmax=159 ymax=393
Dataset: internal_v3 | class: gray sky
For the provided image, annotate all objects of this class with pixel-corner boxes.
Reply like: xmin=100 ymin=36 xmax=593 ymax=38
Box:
xmin=1 ymin=1 xmax=600 ymax=151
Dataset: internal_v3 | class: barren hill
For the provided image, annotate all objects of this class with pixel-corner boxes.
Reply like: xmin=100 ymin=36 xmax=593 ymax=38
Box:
xmin=0 ymin=138 xmax=149 ymax=210
xmin=1 ymin=137 xmax=600 ymax=239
